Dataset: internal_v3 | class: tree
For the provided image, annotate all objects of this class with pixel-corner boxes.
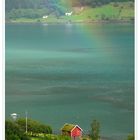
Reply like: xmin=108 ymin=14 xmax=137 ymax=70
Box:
xmin=90 ymin=120 xmax=100 ymax=140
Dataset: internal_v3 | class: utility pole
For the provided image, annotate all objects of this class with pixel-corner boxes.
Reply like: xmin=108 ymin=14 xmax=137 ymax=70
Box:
xmin=25 ymin=111 xmax=28 ymax=133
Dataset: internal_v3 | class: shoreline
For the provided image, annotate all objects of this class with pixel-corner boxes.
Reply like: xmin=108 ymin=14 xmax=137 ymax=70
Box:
xmin=5 ymin=19 xmax=134 ymax=25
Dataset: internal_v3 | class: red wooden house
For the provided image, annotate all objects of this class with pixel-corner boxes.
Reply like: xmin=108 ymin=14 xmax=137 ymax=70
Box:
xmin=61 ymin=123 xmax=83 ymax=139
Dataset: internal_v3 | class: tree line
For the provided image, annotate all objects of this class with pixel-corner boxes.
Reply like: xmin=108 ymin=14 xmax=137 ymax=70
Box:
xmin=70 ymin=0 xmax=133 ymax=7
xmin=5 ymin=0 xmax=66 ymax=13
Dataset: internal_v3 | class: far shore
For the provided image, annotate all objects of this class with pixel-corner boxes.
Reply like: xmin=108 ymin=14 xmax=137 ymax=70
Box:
xmin=5 ymin=19 xmax=134 ymax=25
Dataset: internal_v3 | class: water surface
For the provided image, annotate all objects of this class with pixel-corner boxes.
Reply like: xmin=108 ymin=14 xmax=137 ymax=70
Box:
xmin=5 ymin=23 xmax=134 ymax=140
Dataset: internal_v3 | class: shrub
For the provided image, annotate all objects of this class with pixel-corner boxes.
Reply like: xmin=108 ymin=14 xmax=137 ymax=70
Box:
xmin=126 ymin=134 xmax=134 ymax=140
xmin=5 ymin=120 xmax=30 ymax=140
xmin=113 ymin=2 xmax=119 ymax=7
xmin=16 ymin=118 xmax=52 ymax=134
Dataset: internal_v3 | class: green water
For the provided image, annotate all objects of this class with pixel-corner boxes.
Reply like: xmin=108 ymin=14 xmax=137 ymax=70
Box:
xmin=5 ymin=23 xmax=134 ymax=140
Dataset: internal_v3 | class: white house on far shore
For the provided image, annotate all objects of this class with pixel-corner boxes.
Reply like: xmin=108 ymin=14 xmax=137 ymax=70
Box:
xmin=42 ymin=15 xmax=48 ymax=19
xmin=65 ymin=11 xmax=73 ymax=16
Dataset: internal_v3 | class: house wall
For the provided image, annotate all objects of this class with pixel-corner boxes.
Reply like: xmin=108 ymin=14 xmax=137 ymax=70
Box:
xmin=71 ymin=127 xmax=82 ymax=137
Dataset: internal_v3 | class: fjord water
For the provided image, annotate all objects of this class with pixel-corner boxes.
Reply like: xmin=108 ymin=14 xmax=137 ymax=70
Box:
xmin=6 ymin=23 xmax=134 ymax=139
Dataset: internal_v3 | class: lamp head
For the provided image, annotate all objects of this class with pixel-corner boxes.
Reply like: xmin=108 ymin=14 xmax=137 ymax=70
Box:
xmin=10 ymin=113 xmax=18 ymax=121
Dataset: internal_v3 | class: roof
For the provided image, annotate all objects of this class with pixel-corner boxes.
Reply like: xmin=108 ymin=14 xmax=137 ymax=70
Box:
xmin=61 ymin=123 xmax=83 ymax=132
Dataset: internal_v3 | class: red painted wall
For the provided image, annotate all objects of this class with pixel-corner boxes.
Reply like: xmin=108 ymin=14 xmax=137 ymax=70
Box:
xmin=71 ymin=127 xmax=82 ymax=137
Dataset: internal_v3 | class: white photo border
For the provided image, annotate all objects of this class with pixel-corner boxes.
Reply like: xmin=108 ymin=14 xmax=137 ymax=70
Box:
xmin=1 ymin=0 xmax=139 ymax=140
xmin=135 ymin=0 xmax=140 ymax=140
xmin=0 ymin=0 xmax=5 ymax=139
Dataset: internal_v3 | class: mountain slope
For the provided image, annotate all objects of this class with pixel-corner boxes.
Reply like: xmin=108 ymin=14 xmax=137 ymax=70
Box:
xmin=5 ymin=0 xmax=134 ymax=22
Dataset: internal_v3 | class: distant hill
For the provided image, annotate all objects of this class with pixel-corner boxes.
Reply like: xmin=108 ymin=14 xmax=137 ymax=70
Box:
xmin=5 ymin=0 xmax=134 ymax=12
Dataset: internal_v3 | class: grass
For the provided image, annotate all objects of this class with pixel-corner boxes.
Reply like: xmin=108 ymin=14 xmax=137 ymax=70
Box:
xmin=30 ymin=134 xmax=72 ymax=140
xmin=29 ymin=134 xmax=91 ymax=140
xmin=31 ymin=138 xmax=41 ymax=140
xmin=69 ymin=2 xmax=134 ymax=21
xmin=30 ymin=136 xmax=91 ymax=140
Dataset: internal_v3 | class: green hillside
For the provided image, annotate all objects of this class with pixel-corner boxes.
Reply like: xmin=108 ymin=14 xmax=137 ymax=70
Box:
xmin=5 ymin=0 xmax=134 ymax=23
xmin=69 ymin=2 xmax=134 ymax=21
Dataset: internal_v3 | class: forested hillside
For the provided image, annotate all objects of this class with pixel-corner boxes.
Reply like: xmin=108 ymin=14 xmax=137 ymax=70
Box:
xmin=6 ymin=0 xmax=134 ymax=11
xmin=5 ymin=0 xmax=134 ymax=22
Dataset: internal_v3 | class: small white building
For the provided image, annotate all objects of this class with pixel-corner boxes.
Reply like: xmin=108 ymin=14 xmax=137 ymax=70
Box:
xmin=42 ymin=15 xmax=48 ymax=19
xmin=65 ymin=11 xmax=73 ymax=16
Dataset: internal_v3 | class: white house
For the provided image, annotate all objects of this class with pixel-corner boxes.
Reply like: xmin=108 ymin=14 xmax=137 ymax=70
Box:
xmin=42 ymin=15 xmax=48 ymax=19
xmin=65 ymin=11 xmax=73 ymax=16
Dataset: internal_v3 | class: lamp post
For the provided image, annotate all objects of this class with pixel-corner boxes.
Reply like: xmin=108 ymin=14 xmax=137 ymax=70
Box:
xmin=10 ymin=111 xmax=28 ymax=133
xmin=10 ymin=112 xmax=28 ymax=133
xmin=25 ymin=111 xmax=28 ymax=133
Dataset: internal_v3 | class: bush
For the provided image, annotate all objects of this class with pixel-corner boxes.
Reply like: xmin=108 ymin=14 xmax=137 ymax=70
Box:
xmin=101 ymin=14 xmax=106 ymax=20
xmin=5 ymin=120 xmax=30 ymax=140
xmin=16 ymin=118 xmax=52 ymax=134
xmin=113 ymin=2 xmax=119 ymax=7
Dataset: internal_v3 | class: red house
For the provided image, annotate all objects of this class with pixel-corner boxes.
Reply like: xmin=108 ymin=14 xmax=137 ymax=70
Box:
xmin=61 ymin=123 xmax=83 ymax=139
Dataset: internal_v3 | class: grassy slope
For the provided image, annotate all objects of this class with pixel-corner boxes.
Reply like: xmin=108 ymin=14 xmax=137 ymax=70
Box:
xmin=30 ymin=134 xmax=73 ymax=140
xmin=10 ymin=2 xmax=134 ymax=23
xmin=64 ymin=2 xmax=134 ymax=21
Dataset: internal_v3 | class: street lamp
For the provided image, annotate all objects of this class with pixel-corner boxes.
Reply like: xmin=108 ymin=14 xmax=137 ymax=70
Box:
xmin=10 ymin=113 xmax=18 ymax=121
xmin=10 ymin=112 xmax=28 ymax=133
